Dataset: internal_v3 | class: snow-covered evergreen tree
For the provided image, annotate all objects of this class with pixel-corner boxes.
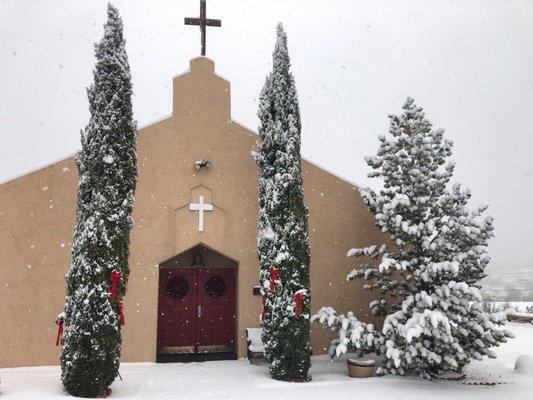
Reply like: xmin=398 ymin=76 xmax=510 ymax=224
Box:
xmin=255 ymin=23 xmax=311 ymax=381
xmin=314 ymin=98 xmax=513 ymax=378
xmin=61 ymin=4 xmax=137 ymax=397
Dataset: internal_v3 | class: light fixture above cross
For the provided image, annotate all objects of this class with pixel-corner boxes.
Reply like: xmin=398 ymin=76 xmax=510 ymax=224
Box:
xmin=184 ymin=0 xmax=221 ymax=56
xmin=189 ymin=195 xmax=213 ymax=232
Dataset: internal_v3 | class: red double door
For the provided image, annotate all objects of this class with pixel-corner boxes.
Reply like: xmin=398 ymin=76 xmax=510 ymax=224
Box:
xmin=157 ymin=268 xmax=235 ymax=355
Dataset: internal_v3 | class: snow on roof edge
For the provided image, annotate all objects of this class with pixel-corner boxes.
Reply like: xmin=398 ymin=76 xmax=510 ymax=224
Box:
xmin=0 ymin=153 xmax=75 ymax=186
xmin=231 ymin=118 xmax=363 ymax=190
xmin=0 ymin=114 xmax=176 ymax=187
xmin=138 ymin=114 xmax=172 ymax=130
xmin=0 ymin=120 xmax=363 ymax=193
xmin=303 ymin=156 xmax=362 ymax=190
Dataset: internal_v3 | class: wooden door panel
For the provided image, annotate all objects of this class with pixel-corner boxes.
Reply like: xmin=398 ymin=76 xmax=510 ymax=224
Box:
xmin=157 ymin=267 xmax=236 ymax=355
xmin=157 ymin=268 xmax=197 ymax=351
xmin=196 ymin=268 xmax=236 ymax=351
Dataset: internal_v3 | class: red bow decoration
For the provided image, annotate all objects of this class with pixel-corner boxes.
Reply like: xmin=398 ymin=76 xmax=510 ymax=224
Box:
xmin=268 ymin=266 xmax=280 ymax=293
xmin=55 ymin=314 xmax=65 ymax=346
xmin=110 ymin=270 xmax=122 ymax=301
xmin=294 ymin=290 xmax=306 ymax=317
xmin=118 ymin=300 xmax=125 ymax=326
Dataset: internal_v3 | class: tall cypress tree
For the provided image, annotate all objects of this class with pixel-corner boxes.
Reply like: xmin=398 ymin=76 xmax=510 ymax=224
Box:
xmin=256 ymin=23 xmax=311 ymax=381
xmin=61 ymin=4 xmax=137 ymax=397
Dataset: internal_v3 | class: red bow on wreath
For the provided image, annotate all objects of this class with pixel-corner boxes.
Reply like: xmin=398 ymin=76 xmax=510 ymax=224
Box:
xmin=110 ymin=270 xmax=122 ymax=301
xmin=294 ymin=289 xmax=307 ymax=317
xmin=268 ymin=266 xmax=280 ymax=293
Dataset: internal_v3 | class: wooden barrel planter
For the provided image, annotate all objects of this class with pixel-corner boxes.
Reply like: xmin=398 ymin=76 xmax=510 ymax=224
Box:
xmin=347 ymin=358 xmax=376 ymax=378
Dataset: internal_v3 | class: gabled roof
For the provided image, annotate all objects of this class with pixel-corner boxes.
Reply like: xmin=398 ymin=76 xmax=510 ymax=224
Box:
xmin=0 ymin=57 xmax=362 ymax=191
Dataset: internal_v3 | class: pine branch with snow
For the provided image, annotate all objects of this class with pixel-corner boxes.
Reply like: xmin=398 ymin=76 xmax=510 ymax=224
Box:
xmin=61 ymin=4 xmax=137 ymax=397
xmin=256 ymin=23 xmax=312 ymax=381
xmin=314 ymin=98 xmax=512 ymax=378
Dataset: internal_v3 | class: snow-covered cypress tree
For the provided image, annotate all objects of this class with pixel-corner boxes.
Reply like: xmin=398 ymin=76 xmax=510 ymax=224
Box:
xmin=314 ymin=98 xmax=513 ymax=378
xmin=61 ymin=4 xmax=137 ymax=397
xmin=256 ymin=23 xmax=311 ymax=381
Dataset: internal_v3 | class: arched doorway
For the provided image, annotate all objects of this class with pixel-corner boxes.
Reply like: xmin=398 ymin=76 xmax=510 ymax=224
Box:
xmin=156 ymin=244 xmax=237 ymax=362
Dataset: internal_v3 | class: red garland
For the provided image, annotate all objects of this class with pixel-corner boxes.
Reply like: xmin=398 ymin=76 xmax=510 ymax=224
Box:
xmin=294 ymin=290 xmax=306 ymax=317
xmin=55 ymin=315 xmax=64 ymax=346
xmin=110 ymin=270 xmax=122 ymax=301
xmin=268 ymin=266 xmax=280 ymax=293
xmin=118 ymin=300 xmax=125 ymax=326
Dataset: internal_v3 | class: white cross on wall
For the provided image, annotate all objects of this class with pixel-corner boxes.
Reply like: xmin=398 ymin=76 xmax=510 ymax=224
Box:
xmin=189 ymin=195 xmax=213 ymax=232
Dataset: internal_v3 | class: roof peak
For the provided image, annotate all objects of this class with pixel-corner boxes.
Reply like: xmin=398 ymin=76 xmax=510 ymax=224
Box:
xmin=189 ymin=56 xmax=215 ymax=73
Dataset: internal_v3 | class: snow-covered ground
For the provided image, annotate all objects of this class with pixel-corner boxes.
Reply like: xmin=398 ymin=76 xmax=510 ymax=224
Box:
xmin=1 ymin=322 xmax=532 ymax=399
xmin=506 ymin=302 xmax=533 ymax=312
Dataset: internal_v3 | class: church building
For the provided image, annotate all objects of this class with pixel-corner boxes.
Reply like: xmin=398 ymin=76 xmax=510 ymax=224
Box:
xmin=0 ymin=56 xmax=385 ymax=368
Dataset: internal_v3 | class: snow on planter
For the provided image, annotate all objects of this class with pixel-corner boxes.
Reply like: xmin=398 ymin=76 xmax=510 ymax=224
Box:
xmin=515 ymin=354 xmax=533 ymax=376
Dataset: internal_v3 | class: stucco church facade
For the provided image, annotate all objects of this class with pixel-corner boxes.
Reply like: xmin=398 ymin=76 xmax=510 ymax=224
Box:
xmin=0 ymin=57 xmax=384 ymax=368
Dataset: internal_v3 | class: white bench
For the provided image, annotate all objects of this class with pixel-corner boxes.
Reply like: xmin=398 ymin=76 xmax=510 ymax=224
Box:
xmin=246 ymin=328 xmax=265 ymax=360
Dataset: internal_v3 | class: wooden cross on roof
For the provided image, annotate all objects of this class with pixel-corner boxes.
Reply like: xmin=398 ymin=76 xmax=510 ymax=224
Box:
xmin=184 ymin=0 xmax=221 ymax=56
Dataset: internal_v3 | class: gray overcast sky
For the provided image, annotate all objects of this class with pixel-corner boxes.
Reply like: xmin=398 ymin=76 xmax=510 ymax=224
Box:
xmin=1 ymin=0 xmax=532 ymax=269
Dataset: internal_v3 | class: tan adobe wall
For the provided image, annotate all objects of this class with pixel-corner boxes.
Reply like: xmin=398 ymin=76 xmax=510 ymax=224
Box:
xmin=0 ymin=57 xmax=385 ymax=368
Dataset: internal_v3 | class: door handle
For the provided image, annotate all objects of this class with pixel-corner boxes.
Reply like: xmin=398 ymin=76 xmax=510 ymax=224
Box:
xmin=197 ymin=305 xmax=202 ymax=318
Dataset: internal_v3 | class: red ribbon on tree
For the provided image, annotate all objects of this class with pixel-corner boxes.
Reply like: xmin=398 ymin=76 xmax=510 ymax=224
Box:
xmin=268 ymin=266 xmax=280 ymax=293
xmin=294 ymin=290 xmax=306 ymax=317
xmin=110 ymin=270 xmax=122 ymax=301
xmin=118 ymin=300 xmax=125 ymax=326
xmin=55 ymin=314 xmax=65 ymax=346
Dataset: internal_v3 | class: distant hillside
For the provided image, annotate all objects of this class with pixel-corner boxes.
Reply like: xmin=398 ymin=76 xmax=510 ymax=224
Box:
xmin=481 ymin=265 xmax=533 ymax=301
